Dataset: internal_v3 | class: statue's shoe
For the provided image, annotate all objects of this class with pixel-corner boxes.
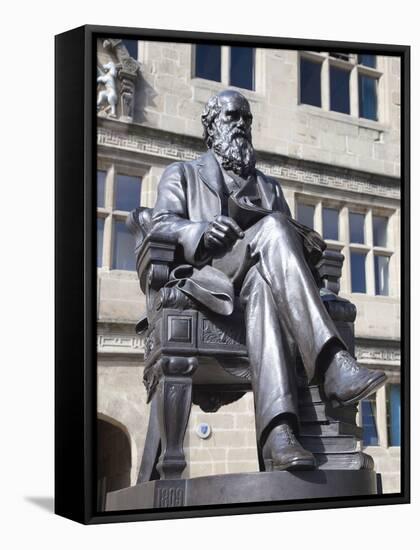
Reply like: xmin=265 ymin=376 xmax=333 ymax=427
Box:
xmin=324 ymin=350 xmax=387 ymax=407
xmin=262 ymin=424 xmax=316 ymax=471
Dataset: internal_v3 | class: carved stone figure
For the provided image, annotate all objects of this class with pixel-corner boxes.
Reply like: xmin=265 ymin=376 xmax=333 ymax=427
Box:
xmin=97 ymin=62 xmax=118 ymax=118
xmin=102 ymin=38 xmax=140 ymax=121
xmin=149 ymin=89 xmax=387 ymax=471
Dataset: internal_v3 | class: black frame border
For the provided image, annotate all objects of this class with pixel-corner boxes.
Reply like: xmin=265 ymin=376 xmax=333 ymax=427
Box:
xmin=55 ymin=24 xmax=410 ymax=525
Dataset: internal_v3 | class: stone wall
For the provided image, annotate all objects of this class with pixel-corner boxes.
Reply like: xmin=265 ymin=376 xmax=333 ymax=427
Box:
xmin=367 ymin=447 xmax=401 ymax=493
xmin=98 ymin=40 xmax=400 ymax=177
xmin=98 ymin=41 xmax=401 ymax=177
xmin=185 ymin=394 xmax=258 ymax=478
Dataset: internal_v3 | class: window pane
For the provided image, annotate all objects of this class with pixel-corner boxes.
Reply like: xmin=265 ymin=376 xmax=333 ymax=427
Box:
xmin=297 ymin=203 xmax=315 ymax=229
xmin=387 ymin=384 xmax=401 ymax=446
xmin=322 ymin=207 xmax=339 ymax=240
xmin=361 ymin=395 xmax=379 ymax=446
xmin=112 ymin=220 xmax=136 ymax=270
xmin=300 ymin=58 xmax=321 ymax=107
xmin=97 ymin=218 xmax=104 ymax=267
xmin=123 ymin=39 xmax=138 ymax=59
xmin=374 ymin=255 xmax=389 ymax=296
xmin=349 ymin=212 xmax=365 ymax=243
xmin=195 ymin=44 xmax=221 ymax=82
xmin=350 ymin=252 xmax=366 ymax=293
xmin=359 ymin=75 xmax=378 ymax=121
xmin=358 ymin=54 xmax=376 ymax=68
xmin=97 ymin=170 xmax=106 ymax=208
xmin=330 ymin=66 xmax=350 ymax=114
xmin=115 ymin=175 xmax=141 ymax=211
xmin=373 ymin=216 xmax=388 ymax=247
xmin=230 ymin=47 xmax=254 ymax=90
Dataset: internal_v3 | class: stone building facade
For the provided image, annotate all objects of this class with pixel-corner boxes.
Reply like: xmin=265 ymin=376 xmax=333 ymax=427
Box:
xmin=96 ymin=37 xmax=401 ymax=507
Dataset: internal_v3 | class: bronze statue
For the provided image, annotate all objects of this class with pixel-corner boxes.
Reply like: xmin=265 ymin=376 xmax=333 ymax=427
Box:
xmin=150 ymin=89 xmax=387 ymax=472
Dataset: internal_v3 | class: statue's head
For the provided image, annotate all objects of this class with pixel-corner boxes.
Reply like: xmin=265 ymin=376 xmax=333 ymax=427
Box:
xmin=201 ymin=89 xmax=255 ymax=177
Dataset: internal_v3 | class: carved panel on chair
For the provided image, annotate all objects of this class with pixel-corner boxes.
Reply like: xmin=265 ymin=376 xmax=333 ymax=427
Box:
xmin=202 ymin=319 xmax=241 ymax=345
xmin=168 ymin=316 xmax=192 ymax=343
xmin=162 ymin=310 xmax=197 ymax=351
xmin=144 ymin=326 xmax=156 ymax=361
xmin=198 ymin=311 xmax=246 ymax=352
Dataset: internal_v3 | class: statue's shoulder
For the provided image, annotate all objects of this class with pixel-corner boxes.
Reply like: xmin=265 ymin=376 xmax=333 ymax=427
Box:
xmin=163 ymin=153 xmax=204 ymax=174
xmin=159 ymin=155 xmax=203 ymax=187
xmin=256 ymin=168 xmax=284 ymax=191
xmin=256 ymin=169 xmax=289 ymax=214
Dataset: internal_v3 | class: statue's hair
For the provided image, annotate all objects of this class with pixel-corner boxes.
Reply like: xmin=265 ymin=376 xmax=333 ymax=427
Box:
xmin=201 ymin=94 xmax=222 ymax=148
xmin=201 ymin=91 xmax=252 ymax=148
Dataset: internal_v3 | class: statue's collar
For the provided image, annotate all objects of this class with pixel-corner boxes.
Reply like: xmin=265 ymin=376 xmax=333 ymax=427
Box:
xmin=197 ymin=150 xmax=274 ymax=209
xmin=197 ymin=150 xmax=226 ymax=196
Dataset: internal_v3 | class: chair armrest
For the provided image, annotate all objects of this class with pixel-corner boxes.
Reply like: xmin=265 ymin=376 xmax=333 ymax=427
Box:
xmin=126 ymin=207 xmax=178 ymax=293
xmin=136 ymin=231 xmax=178 ymax=293
xmin=315 ymin=249 xmax=345 ymax=295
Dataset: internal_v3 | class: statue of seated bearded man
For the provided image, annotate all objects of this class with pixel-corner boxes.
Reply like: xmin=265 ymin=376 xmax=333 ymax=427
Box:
xmin=151 ymin=89 xmax=386 ymax=471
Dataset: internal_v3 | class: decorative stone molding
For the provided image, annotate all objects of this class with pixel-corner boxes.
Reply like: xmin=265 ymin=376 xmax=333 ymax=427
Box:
xmin=97 ymin=39 xmax=140 ymax=122
xmin=97 ymin=124 xmax=202 ymax=162
xmin=97 ymin=62 xmax=118 ymax=118
xmin=97 ymin=124 xmax=400 ymax=200
xmin=257 ymin=160 xmax=400 ymax=200
xmin=97 ymin=332 xmax=145 ymax=355
xmin=355 ymin=340 xmax=400 ymax=366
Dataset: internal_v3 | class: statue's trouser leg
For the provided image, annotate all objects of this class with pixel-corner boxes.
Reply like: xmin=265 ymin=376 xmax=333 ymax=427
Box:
xmin=213 ymin=212 xmax=346 ymax=439
xmin=239 ymin=264 xmax=299 ymax=441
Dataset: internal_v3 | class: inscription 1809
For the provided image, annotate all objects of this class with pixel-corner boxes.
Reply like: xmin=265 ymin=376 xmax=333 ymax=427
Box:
xmin=156 ymin=486 xmax=185 ymax=507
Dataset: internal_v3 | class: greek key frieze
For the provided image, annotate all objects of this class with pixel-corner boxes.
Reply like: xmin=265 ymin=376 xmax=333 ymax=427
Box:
xmin=356 ymin=346 xmax=401 ymax=363
xmin=97 ymin=127 xmax=399 ymax=200
xmin=97 ymin=333 xmax=145 ymax=354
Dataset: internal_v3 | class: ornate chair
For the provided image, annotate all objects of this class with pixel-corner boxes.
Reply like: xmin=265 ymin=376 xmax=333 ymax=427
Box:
xmin=128 ymin=206 xmax=372 ymax=484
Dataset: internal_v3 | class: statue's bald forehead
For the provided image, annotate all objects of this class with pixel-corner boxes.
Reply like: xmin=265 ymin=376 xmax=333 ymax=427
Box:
xmin=217 ymin=90 xmax=251 ymax=112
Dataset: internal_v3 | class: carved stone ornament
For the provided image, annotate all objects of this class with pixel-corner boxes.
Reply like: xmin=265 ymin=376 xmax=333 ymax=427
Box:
xmin=97 ymin=39 xmax=140 ymax=121
xmin=97 ymin=61 xmax=118 ymax=118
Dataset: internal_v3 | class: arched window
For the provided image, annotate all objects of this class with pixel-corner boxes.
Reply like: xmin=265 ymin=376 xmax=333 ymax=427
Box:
xmin=97 ymin=417 xmax=132 ymax=511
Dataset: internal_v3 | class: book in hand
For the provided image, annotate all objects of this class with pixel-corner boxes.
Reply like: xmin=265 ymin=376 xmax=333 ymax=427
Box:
xmin=227 ymin=193 xmax=326 ymax=265
xmin=228 ymin=193 xmax=272 ymax=230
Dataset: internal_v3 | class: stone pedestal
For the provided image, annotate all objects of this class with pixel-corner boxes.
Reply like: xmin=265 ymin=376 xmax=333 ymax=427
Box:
xmin=106 ymin=470 xmax=378 ymax=511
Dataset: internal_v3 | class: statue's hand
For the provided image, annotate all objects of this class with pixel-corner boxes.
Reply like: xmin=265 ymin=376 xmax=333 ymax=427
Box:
xmin=203 ymin=215 xmax=244 ymax=253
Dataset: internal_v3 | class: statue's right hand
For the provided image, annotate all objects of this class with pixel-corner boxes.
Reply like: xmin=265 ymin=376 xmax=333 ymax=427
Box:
xmin=203 ymin=215 xmax=244 ymax=253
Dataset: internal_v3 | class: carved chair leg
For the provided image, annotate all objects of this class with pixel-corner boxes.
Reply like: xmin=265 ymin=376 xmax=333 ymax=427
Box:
xmin=137 ymin=395 xmax=161 ymax=484
xmin=156 ymin=357 xmax=198 ymax=480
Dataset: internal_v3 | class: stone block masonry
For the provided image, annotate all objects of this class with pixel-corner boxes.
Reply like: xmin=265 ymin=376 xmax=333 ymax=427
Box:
xmin=185 ymin=393 xmax=259 ymax=478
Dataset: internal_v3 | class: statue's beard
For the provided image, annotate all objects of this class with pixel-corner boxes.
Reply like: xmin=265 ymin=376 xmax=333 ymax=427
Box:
xmin=212 ymin=129 xmax=256 ymax=178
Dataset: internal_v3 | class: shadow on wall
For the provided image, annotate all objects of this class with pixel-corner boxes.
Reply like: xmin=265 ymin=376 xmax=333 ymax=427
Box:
xmin=133 ymin=71 xmax=158 ymax=124
xmin=97 ymin=416 xmax=131 ymax=512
